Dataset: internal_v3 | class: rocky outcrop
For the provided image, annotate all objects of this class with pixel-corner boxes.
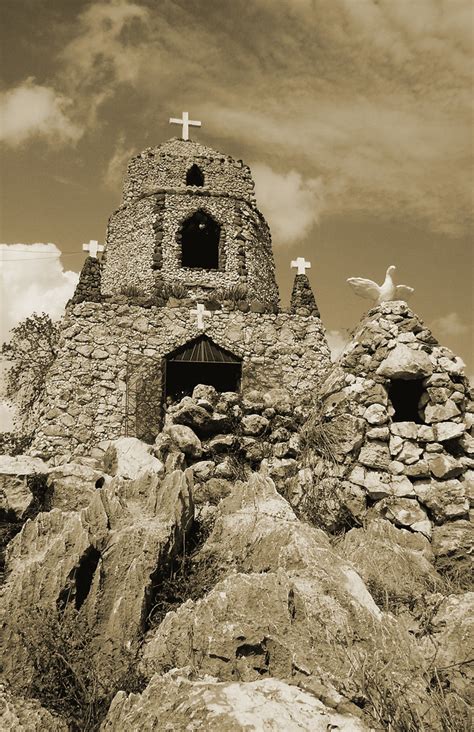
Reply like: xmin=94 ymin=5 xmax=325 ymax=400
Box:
xmin=0 ymin=467 xmax=193 ymax=684
xmin=0 ymin=455 xmax=48 ymax=520
xmin=101 ymin=671 xmax=368 ymax=731
xmin=0 ymin=684 xmax=67 ymax=731
xmin=141 ymin=474 xmax=431 ymax=716
xmin=102 ymin=437 xmax=164 ymax=479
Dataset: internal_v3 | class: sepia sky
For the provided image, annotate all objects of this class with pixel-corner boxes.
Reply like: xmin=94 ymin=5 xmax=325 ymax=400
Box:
xmin=1 ymin=0 xmax=473 ymax=374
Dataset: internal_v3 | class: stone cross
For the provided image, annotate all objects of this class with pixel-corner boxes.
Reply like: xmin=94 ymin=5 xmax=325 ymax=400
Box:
xmin=169 ymin=111 xmax=202 ymax=141
xmin=191 ymin=303 xmax=211 ymax=329
xmin=83 ymin=239 xmax=104 ymax=258
xmin=291 ymin=257 xmax=311 ymax=275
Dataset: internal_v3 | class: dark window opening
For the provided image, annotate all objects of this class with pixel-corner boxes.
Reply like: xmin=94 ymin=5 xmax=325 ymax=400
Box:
xmin=186 ymin=164 xmax=204 ymax=186
xmin=181 ymin=210 xmax=220 ymax=269
xmin=388 ymin=379 xmax=425 ymax=423
xmin=164 ymin=336 xmax=241 ymax=403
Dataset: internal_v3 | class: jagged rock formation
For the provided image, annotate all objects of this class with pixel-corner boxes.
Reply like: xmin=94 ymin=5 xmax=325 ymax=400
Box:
xmin=0 ymin=684 xmax=67 ymax=731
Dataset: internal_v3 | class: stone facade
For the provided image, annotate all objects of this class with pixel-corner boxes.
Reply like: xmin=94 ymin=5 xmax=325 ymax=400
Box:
xmin=101 ymin=139 xmax=279 ymax=307
xmin=32 ymin=302 xmax=330 ymax=458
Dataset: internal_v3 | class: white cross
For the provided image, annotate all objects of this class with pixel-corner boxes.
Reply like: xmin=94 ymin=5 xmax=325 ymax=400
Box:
xmin=83 ymin=239 xmax=104 ymax=259
xmin=169 ymin=111 xmax=201 ymax=141
xmin=191 ymin=303 xmax=211 ymax=329
xmin=291 ymin=257 xmax=311 ymax=275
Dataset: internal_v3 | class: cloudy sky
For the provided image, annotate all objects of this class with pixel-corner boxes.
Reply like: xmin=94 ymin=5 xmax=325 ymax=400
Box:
xmin=1 ymin=0 xmax=473 ymax=375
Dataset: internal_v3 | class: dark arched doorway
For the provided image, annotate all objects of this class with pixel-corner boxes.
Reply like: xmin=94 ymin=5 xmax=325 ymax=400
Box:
xmin=180 ymin=210 xmax=220 ymax=269
xmin=186 ymin=164 xmax=204 ymax=186
xmin=164 ymin=336 xmax=242 ymax=403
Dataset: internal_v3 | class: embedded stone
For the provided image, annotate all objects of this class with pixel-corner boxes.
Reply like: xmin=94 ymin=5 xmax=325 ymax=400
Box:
xmin=206 ymin=434 xmax=237 ymax=453
xmin=364 ymin=471 xmax=415 ymax=500
xmin=389 ymin=435 xmax=403 ymax=456
xmin=418 ymin=425 xmax=435 ymax=442
xmin=376 ymin=344 xmax=433 ymax=379
xmin=375 ymin=497 xmax=431 ymax=537
xmin=434 ymin=422 xmax=465 ymax=442
xmin=413 ymin=479 xmax=469 ymax=523
xmin=388 ymin=460 xmax=405 ymax=475
xmin=358 ymin=442 xmax=391 ymax=470
xmin=390 ymin=422 xmax=419 ymax=440
xmin=424 ymin=400 xmax=461 ymax=424
xmin=366 ymin=426 xmax=389 ymax=441
xmin=429 ymin=454 xmax=464 ymax=480
xmin=363 ymin=404 xmax=388 ymax=425
xmin=396 ymin=440 xmax=423 ymax=465
xmin=404 ymin=461 xmax=430 ymax=478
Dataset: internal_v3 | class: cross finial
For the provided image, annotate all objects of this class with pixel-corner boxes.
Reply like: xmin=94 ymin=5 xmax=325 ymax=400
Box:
xmin=169 ymin=111 xmax=202 ymax=141
xmin=83 ymin=239 xmax=104 ymax=259
xmin=291 ymin=257 xmax=311 ymax=275
xmin=191 ymin=302 xmax=211 ymax=329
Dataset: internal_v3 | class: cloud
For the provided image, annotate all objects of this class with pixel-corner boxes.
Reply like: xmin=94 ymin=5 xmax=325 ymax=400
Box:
xmin=0 ymin=78 xmax=81 ymax=147
xmin=103 ymin=134 xmax=135 ymax=191
xmin=326 ymin=329 xmax=349 ymax=362
xmin=252 ymin=164 xmax=325 ymax=245
xmin=0 ymin=244 xmax=79 ymax=343
xmin=430 ymin=312 xmax=470 ymax=339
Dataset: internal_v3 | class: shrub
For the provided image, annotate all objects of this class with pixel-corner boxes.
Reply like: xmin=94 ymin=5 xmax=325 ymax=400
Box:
xmin=216 ymin=284 xmax=248 ymax=302
xmin=13 ymin=606 xmax=145 ymax=732
xmin=120 ymin=284 xmax=145 ymax=298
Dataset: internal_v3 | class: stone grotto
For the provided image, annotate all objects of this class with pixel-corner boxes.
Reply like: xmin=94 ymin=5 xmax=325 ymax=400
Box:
xmin=1 ymin=122 xmax=472 ymax=731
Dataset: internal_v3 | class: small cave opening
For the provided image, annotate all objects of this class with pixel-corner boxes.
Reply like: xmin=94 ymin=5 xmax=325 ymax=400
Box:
xmin=180 ymin=210 xmax=220 ymax=269
xmin=387 ymin=378 xmax=425 ymax=423
xmin=186 ymin=164 xmax=204 ymax=186
xmin=58 ymin=547 xmax=101 ymax=612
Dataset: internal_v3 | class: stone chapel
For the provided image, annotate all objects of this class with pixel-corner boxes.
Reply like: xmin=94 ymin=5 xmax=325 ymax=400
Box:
xmin=32 ymin=129 xmax=330 ymax=457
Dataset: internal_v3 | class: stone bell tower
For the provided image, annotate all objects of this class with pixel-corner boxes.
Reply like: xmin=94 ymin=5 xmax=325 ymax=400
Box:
xmin=101 ymin=136 xmax=279 ymax=309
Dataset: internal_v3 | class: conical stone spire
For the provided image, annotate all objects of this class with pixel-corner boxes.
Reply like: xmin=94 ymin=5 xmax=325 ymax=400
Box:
xmin=290 ymin=274 xmax=320 ymax=317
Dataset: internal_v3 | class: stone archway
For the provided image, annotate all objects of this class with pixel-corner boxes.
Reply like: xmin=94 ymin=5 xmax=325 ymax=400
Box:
xmin=164 ymin=335 xmax=242 ymax=403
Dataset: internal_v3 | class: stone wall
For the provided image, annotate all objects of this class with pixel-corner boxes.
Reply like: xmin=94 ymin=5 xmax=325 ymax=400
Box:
xmin=31 ymin=302 xmax=331 ymax=458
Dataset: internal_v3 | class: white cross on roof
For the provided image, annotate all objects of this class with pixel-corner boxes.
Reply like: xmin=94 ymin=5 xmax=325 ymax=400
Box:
xmin=169 ymin=111 xmax=202 ymax=141
xmin=291 ymin=257 xmax=311 ymax=275
xmin=82 ymin=239 xmax=104 ymax=258
xmin=191 ymin=302 xmax=211 ymax=329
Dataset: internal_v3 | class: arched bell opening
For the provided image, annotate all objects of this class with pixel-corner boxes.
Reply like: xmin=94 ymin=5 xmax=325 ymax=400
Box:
xmin=164 ymin=335 xmax=242 ymax=404
xmin=180 ymin=210 xmax=221 ymax=269
xmin=186 ymin=164 xmax=204 ymax=186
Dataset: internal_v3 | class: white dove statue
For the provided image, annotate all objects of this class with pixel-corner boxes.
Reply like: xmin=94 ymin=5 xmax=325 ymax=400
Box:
xmin=347 ymin=265 xmax=414 ymax=305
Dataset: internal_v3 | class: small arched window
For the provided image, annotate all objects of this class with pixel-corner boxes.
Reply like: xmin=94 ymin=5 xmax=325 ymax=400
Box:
xmin=186 ymin=164 xmax=204 ymax=186
xmin=180 ymin=210 xmax=220 ymax=269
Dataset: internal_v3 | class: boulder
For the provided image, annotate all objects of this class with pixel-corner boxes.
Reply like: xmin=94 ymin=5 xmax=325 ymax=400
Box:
xmin=163 ymin=424 xmax=202 ymax=458
xmin=376 ymin=344 xmax=433 ymax=379
xmin=241 ymin=414 xmax=269 ymax=436
xmin=173 ymin=398 xmax=231 ymax=436
xmin=0 ymin=455 xmax=48 ymax=520
xmin=47 ymin=462 xmax=105 ymax=512
xmin=431 ymin=519 xmax=474 ymax=573
xmin=190 ymin=460 xmax=215 ymax=482
xmin=206 ymin=434 xmax=237 ymax=453
xmin=103 ymin=437 xmax=164 ymax=479
xmin=101 ymin=673 xmax=368 ymax=731
xmin=0 ymin=683 xmax=67 ymax=731
xmin=390 ymin=422 xmax=419 ymax=440
xmin=192 ymin=384 xmax=219 ymax=405
xmin=413 ymin=479 xmax=469 ymax=523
